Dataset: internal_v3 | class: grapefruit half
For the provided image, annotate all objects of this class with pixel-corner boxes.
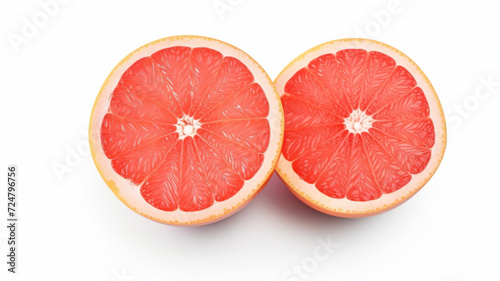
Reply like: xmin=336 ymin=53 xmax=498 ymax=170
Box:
xmin=275 ymin=39 xmax=446 ymax=218
xmin=90 ymin=35 xmax=284 ymax=226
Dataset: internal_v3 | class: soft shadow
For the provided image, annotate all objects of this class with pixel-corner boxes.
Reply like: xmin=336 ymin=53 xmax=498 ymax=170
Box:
xmin=259 ymin=173 xmax=373 ymax=231
xmin=154 ymin=173 xmax=377 ymax=238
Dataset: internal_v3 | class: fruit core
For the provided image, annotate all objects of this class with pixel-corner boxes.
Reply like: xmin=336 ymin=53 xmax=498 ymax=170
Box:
xmin=176 ymin=115 xmax=201 ymax=139
xmin=344 ymin=109 xmax=374 ymax=134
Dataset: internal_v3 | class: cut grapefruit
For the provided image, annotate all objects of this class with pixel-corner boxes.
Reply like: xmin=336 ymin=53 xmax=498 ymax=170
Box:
xmin=275 ymin=39 xmax=446 ymax=218
xmin=89 ymin=35 xmax=284 ymax=226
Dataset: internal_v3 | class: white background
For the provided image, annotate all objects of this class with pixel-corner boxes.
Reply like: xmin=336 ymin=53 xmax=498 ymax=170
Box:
xmin=1 ymin=0 xmax=499 ymax=280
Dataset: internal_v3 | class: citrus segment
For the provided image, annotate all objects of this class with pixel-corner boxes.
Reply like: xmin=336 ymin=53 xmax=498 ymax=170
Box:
xmin=193 ymin=57 xmax=254 ymax=119
xmin=292 ymin=129 xmax=348 ymax=184
xmin=118 ymin=56 xmax=183 ymax=119
xmin=275 ymin=39 xmax=446 ymax=217
xmin=369 ymin=129 xmax=431 ymax=174
xmin=372 ymin=119 xmax=435 ymax=148
xmin=359 ymin=51 xmax=396 ymax=110
xmin=109 ymin=86 xmax=178 ymax=124
xmin=187 ymin=48 xmax=224 ymax=116
xmin=195 ymin=135 xmax=245 ymax=202
xmin=178 ymin=137 xmax=214 ymax=212
xmin=285 ymin=68 xmax=349 ymax=118
xmin=100 ymin=114 xmax=177 ymax=159
xmin=365 ymin=66 xmax=417 ymax=115
xmin=307 ymin=54 xmax=351 ymax=115
xmin=281 ymin=94 xmax=344 ymax=129
xmin=336 ymin=49 xmax=368 ymax=109
xmin=111 ymin=133 xmax=179 ymax=185
xmin=282 ymin=124 xmax=345 ymax=161
xmin=361 ymin=133 xmax=411 ymax=194
xmin=200 ymin=83 xmax=269 ymax=121
xmin=140 ymin=140 xmax=182 ymax=212
xmin=315 ymin=133 xmax=353 ymax=199
xmin=373 ymin=87 xmax=430 ymax=120
xmin=345 ymin=134 xmax=381 ymax=201
xmin=150 ymin=47 xmax=192 ymax=114
xmin=90 ymin=36 xmax=283 ymax=225
xmin=196 ymin=129 xmax=264 ymax=180
xmin=201 ymin=119 xmax=270 ymax=153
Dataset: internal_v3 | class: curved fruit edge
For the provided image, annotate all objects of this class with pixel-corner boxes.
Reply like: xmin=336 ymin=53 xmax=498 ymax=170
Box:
xmin=89 ymin=35 xmax=284 ymax=226
xmin=274 ymin=38 xmax=447 ymax=217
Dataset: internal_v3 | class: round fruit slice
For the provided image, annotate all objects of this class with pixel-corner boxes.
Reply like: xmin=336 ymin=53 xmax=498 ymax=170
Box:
xmin=275 ymin=39 xmax=446 ymax=218
xmin=90 ymin=36 xmax=284 ymax=226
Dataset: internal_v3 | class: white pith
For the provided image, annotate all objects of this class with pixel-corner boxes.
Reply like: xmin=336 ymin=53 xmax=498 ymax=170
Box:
xmin=176 ymin=115 xmax=201 ymax=139
xmin=275 ymin=39 xmax=447 ymax=216
xmin=344 ymin=109 xmax=373 ymax=134
xmin=89 ymin=36 xmax=284 ymax=225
